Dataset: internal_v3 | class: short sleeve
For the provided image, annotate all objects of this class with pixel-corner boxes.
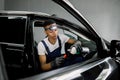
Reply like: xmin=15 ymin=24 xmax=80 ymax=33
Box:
xmin=37 ymin=42 xmax=46 ymax=55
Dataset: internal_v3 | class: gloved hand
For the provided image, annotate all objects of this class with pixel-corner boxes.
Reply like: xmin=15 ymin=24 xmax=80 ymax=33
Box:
xmin=51 ymin=56 xmax=65 ymax=69
xmin=69 ymin=41 xmax=82 ymax=55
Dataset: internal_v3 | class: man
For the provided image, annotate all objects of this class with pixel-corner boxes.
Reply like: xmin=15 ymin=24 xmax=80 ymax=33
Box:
xmin=37 ymin=19 xmax=81 ymax=71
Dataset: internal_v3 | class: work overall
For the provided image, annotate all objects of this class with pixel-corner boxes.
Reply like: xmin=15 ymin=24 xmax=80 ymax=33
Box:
xmin=41 ymin=36 xmax=62 ymax=63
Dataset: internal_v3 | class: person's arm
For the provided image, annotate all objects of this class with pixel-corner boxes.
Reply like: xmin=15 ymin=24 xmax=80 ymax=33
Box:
xmin=39 ymin=55 xmax=52 ymax=71
xmin=39 ymin=54 xmax=65 ymax=71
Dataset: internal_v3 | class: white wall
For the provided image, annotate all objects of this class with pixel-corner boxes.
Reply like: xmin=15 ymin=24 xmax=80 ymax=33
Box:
xmin=70 ymin=0 xmax=120 ymax=42
xmin=5 ymin=0 xmax=120 ymax=42
xmin=0 ymin=0 xmax=4 ymax=10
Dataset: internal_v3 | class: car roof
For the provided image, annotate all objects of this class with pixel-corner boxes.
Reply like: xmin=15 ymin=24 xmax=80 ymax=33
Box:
xmin=0 ymin=10 xmax=50 ymax=16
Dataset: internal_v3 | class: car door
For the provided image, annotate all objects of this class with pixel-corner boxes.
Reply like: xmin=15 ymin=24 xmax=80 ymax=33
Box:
xmin=0 ymin=15 xmax=29 ymax=80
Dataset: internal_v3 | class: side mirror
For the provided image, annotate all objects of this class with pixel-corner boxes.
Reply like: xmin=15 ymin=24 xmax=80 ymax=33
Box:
xmin=110 ymin=40 xmax=120 ymax=57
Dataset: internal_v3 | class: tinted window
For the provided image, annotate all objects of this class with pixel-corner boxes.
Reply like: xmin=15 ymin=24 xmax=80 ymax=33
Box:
xmin=0 ymin=16 xmax=27 ymax=44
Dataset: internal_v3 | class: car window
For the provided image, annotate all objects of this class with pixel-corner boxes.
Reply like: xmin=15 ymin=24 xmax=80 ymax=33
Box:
xmin=33 ymin=20 xmax=45 ymax=44
xmin=33 ymin=20 xmax=97 ymax=64
xmin=0 ymin=16 xmax=27 ymax=44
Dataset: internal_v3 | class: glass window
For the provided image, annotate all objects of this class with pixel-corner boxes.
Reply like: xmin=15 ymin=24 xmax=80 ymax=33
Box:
xmin=0 ymin=16 xmax=27 ymax=44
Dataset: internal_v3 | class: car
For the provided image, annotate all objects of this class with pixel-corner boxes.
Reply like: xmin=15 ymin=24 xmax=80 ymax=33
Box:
xmin=0 ymin=0 xmax=120 ymax=80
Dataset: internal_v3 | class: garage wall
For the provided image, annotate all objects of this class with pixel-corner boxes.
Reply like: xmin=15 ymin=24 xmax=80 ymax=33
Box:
xmin=4 ymin=0 xmax=120 ymax=42
xmin=0 ymin=0 xmax=4 ymax=10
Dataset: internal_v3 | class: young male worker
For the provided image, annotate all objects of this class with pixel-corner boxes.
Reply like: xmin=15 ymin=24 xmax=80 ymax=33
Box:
xmin=37 ymin=19 xmax=81 ymax=71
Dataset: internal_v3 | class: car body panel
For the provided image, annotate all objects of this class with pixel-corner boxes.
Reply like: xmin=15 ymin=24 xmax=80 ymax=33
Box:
xmin=20 ymin=57 xmax=119 ymax=80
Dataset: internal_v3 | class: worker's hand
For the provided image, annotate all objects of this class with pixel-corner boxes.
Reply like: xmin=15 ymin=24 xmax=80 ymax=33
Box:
xmin=51 ymin=56 xmax=65 ymax=68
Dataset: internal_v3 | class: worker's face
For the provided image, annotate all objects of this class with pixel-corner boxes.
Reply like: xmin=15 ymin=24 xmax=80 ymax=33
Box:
xmin=44 ymin=23 xmax=58 ymax=39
